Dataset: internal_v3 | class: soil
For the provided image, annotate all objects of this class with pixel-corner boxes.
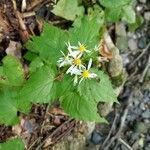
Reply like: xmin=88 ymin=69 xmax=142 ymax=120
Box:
xmin=0 ymin=0 xmax=149 ymax=150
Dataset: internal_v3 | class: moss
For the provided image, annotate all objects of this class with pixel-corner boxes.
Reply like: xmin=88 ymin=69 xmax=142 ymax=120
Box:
xmin=111 ymin=69 xmax=127 ymax=87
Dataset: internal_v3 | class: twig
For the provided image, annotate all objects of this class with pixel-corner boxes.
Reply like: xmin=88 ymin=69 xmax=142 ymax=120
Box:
xmin=40 ymin=103 xmax=51 ymax=133
xmin=22 ymin=12 xmax=36 ymax=18
xmin=139 ymin=56 xmax=150 ymax=83
xmin=103 ymin=93 xmax=133 ymax=150
xmin=11 ymin=0 xmax=17 ymax=10
xmin=35 ymin=119 xmax=74 ymax=150
xmin=130 ymin=42 xmax=150 ymax=67
xmin=101 ymin=111 xmax=119 ymax=148
xmin=27 ymin=0 xmax=53 ymax=11
xmin=11 ymin=0 xmax=29 ymax=42
xmin=118 ymin=138 xmax=133 ymax=150
xmin=28 ymin=137 xmax=42 ymax=150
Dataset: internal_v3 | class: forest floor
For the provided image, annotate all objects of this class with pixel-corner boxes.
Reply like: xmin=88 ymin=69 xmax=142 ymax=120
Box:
xmin=0 ymin=0 xmax=149 ymax=150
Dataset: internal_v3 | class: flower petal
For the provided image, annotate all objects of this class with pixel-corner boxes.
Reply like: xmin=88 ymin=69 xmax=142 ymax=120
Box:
xmin=88 ymin=58 xmax=92 ymax=70
xmin=74 ymin=75 xmax=78 ymax=86
xmin=66 ymin=65 xmax=75 ymax=74
xmin=89 ymin=73 xmax=97 ymax=78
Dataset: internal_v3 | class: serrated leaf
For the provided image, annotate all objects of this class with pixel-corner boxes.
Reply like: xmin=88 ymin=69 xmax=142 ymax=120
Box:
xmin=2 ymin=55 xmax=24 ymax=86
xmin=25 ymin=23 xmax=68 ymax=64
xmin=0 ymin=138 xmax=24 ymax=150
xmin=78 ymin=70 xmax=117 ymax=103
xmin=69 ymin=16 xmax=102 ymax=49
xmin=0 ymin=90 xmax=19 ymax=125
xmin=60 ymin=92 xmax=107 ymax=122
xmin=29 ymin=57 xmax=44 ymax=73
xmin=23 ymin=51 xmax=38 ymax=61
xmin=0 ymin=67 xmax=8 ymax=86
xmin=100 ymin=0 xmax=131 ymax=8
xmin=19 ymin=66 xmax=54 ymax=103
xmin=50 ymin=74 xmax=75 ymax=100
xmin=52 ymin=0 xmax=84 ymax=21
xmin=122 ymin=6 xmax=136 ymax=24
xmin=128 ymin=15 xmax=144 ymax=31
xmin=105 ymin=8 xmax=121 ymax=22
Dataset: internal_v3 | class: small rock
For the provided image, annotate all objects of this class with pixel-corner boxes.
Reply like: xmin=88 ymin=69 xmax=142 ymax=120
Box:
xmin=90 ymin=131 xmax=103 ymax=145
xmin=139 ymin=0 xmax=147 ymax=4
xmin=134 ymin=122 xmax=148 ymax=133
xmin=121 ymin=54 xmax=130 ymax=66
xmin=140 ymin=103 xmax=146 ymax=110
xmin=138 ymin=37 xmax=147 ymax=49
xmin=144 ymin=11 xmax=150 ymax=21
xmin=128 ymin=38 xmax=138 ymax=51
xmin=121 ymin=144 xmax=129 ymax=150
xmin=133 ymin=99 xmax=140 ymax=107
xmin=142 ymin=110 xmax=150 ymax=119
xmin=131 ymin=133 xmax=139 ymax=141
xmin=136 ymin=5 xmax=143 ymax=12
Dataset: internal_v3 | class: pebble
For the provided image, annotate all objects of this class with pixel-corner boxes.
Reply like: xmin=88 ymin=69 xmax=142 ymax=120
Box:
xmin=134 ymin=122 xmax=148 ymax=133
xmin=136 ymin=5 xmax=143 ymax=12
xmin=142 ymin=110 xmax=150 ymax=119
xmin=90 ymin=131 xmax=103 ymax=145
xmin=131 ymin=133 xmax=139 ymax=140
xmin=121 ymin=144 xmax=129 ymax=150
xmin=128 ymin=38 xmax=138 ymax=51
xmin=140 ymin=103 xmax=146 ymax=110
xmin=138 ymin=37 xmax=147 ymax=49
xmin=144 ymin=11 xmax=150 ymax=21
xmin=139 ymin=0 xmax=147 ymax=3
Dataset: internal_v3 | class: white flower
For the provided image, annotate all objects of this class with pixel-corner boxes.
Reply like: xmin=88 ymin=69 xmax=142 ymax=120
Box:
xmin=66 ymin=53 xmax=85 ymax=75
xmin=66 ymin=42 xmax=80 ymax=58
xmin=57 ymin=51 xmax=72 ymax=67
xmin=79 ymin=58 xmax=97 ymax=84
xmin=77 ymin=42 xmax=91 ymax=53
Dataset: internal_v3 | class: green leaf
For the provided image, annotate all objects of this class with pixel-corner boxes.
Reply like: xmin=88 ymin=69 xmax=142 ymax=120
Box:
xmin=52 ymin=0 xmax=84 ymax=21
xmin=128 ymin=15 xmax=144 ymax=31
xmin=100 ymin=0 xmax=131 ymax=8
xmin=0 ymin=90 xmax=19 ymax=125
xmin=105 ymin=8 xmax=121 ymax=22
xmin=0 ymin=67 xmax=8 ymax=86
xmin=19 ymin=65 xmax=55 ymax=103
xmin=29 ymin=57 xmax=44 ymax=73
xmin=69 ymin=16 xmax=102 ymax=49
xmin=25 ymin=23 xmax=68 ymax=64
xmin=78 ymin=70 xmax=117 ymax=103
xmin=50 ymin=74 xmax=75 ymax=100
xmin=2 ymin=55 xmax=24 ymax=86
xmin=122 ymin=5 xmax=136 ymax=24
xmin=0 ymin=138 xmax=24 ymax=150
xmin=60 ymin=92 xmax=107 ymax=122
xmin=23 ymin=51 xmax=38 ymax=61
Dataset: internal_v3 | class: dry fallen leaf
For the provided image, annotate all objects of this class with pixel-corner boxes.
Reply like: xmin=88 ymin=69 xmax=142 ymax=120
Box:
xmin=99 ymin=40 xmax=113 ymax=60
xmin=49 ymin=107 xmax=67 ymax=116
xmin=6 ymin=40 xmax=22 ymax=58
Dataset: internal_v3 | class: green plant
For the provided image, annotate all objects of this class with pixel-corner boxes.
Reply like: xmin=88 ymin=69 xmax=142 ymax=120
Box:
xmin=0 ymin=0 xmax=139 ymax=148
xmin=0 ymin=138 xmax=24 ymax=150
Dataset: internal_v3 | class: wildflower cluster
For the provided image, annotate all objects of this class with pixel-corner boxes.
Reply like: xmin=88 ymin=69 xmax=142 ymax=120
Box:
xmin=57 ymin=42 xmax=98 ymax=85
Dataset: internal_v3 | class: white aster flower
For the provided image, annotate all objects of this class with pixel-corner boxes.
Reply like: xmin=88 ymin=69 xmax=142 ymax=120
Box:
xmin=57 ymin=51 xmax=72 ymax=67
xmin=77 ymin=42 xmax=91 ymax=53
xmin=66 ymin=42 xmax=80 ymax=58
xmin=66 ymin=53 xmax=85 ymax=75
xmin=79 ymin=58 xmax=97 ymax=84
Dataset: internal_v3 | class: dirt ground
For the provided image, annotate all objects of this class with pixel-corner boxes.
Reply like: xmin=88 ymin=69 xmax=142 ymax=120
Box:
xmin=0 ymin=0 xmax=149 ymax=150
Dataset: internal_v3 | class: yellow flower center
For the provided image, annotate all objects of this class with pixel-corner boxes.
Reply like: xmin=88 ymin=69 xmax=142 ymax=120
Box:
xmin=82 ymin=70 xmax=90 ymax=78
xmin=79 ymin=44 xmax=86 ymax=52
xmin=73 ymin=58 xmax=81 ymax=66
